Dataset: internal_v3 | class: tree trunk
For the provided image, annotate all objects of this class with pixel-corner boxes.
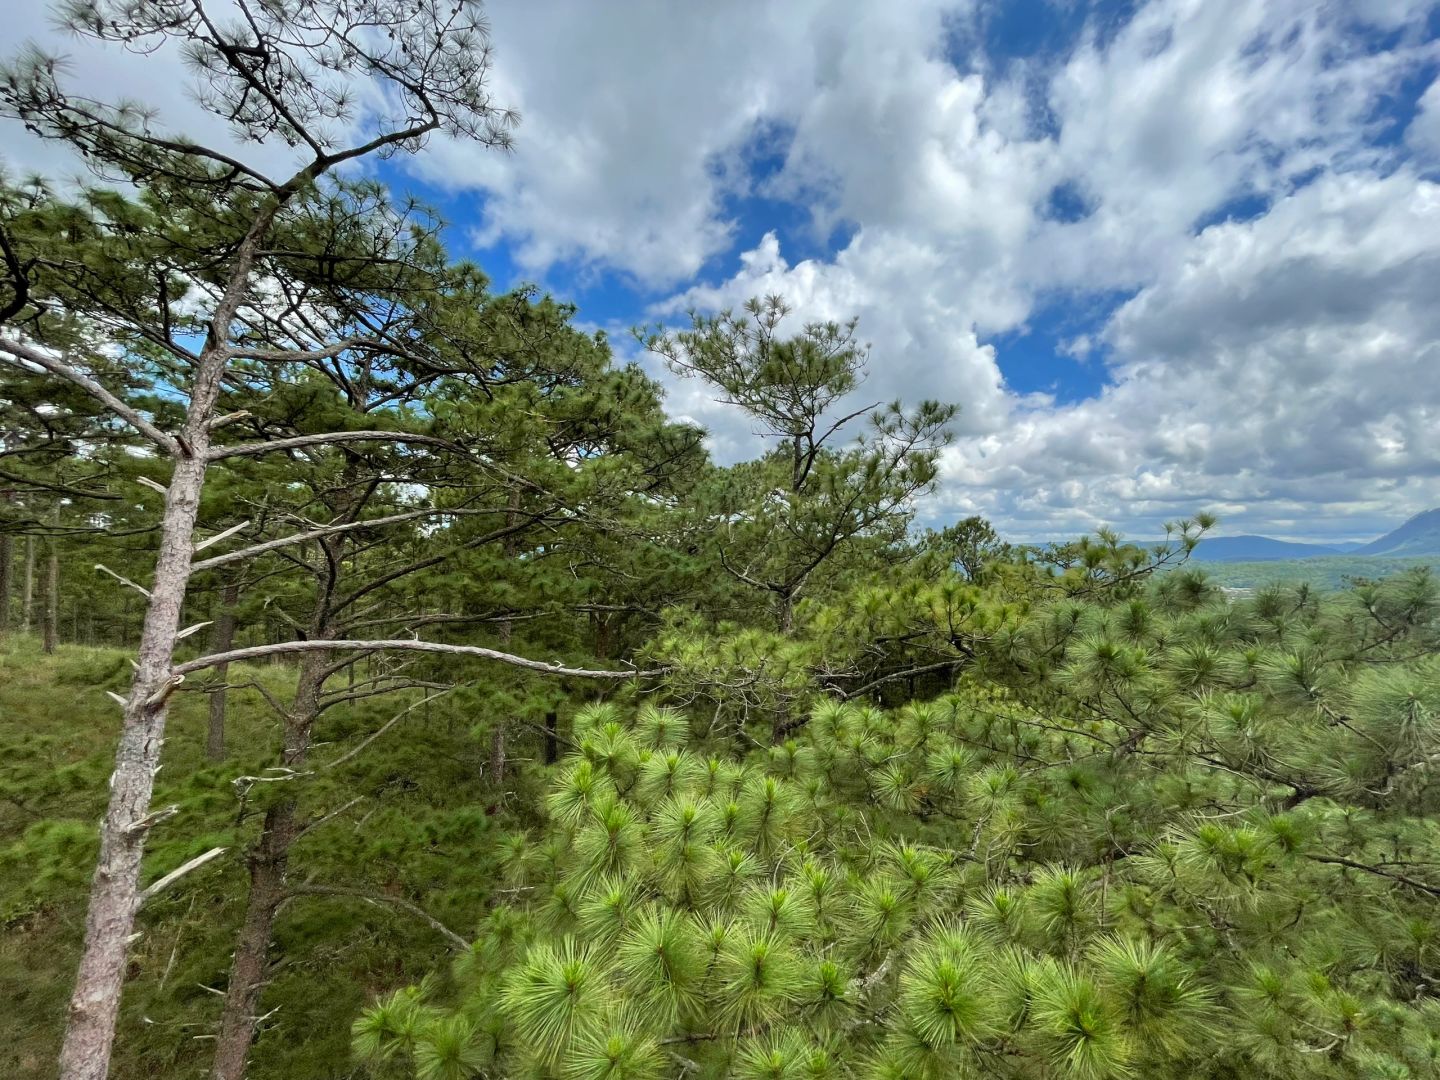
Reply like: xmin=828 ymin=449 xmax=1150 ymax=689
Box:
xmin=593 ymin=611 xmax=612 ymax=662
xmin=543 ymin=710 xmax=559 ymax=766
xmin=22 ymin=534 xmax=35 ymax=633
xmin=206 ymin=581 xmax=241 ymax=761
xmin=0 ymin=532 xmax=11 ymax=635
xmin=43 ymin=544 xmax=59 ymax=654
xmin=489 ymin=726 xmax=507 ymax=785
xmin=488 ymin=486 xmax=522 ymax=787
xmin=777 ymin=590 xmax=795 ymax=635
xmin=210 ymin=650 xmax=326 ymax=1080
xmin=57 ymin=151 xmax=284 ymax=1080
xmin=58 ymin=450 xmax=215 ymax=1080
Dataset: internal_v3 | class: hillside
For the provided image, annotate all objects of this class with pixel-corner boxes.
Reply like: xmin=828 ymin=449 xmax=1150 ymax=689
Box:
xmin=1124 ymin=508 xmax=1440 ymax=565
xmin=0 ymin=639 xmax=504 ymax=1080
xmin=1184 ymin=535 xmax=1344 ymax=561
xmin=1354 ymin=508 xmax=1440 ymax=556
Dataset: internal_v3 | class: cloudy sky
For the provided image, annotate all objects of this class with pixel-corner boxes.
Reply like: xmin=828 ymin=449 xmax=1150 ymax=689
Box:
xmin=5 ymin=0 xmax=1440 ymax=543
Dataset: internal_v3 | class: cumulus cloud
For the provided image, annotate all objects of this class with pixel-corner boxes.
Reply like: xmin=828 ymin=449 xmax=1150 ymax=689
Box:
xmin=943 ymin=172 xmax=1440 ymax=541
xmin=5 ymin=0 xmax=1438 ymax=542
xmin=1409 ymin=76 xmax=1440 ymax=163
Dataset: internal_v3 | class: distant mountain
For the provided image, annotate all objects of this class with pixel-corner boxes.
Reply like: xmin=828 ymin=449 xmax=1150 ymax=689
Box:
xmin=1128 ymin=535 xmax=1344 ymax=562
xmin=1354 ymin=509 xmax=1440 ymax=557
xmin=1184 ymin=535 xmax=1345 ymax=562
xmin=1046 ymin=509 xmax=1440 ymax=563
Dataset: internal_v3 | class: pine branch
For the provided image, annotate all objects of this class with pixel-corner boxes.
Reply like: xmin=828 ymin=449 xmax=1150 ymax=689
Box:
xmin=0 ymin=336 xmax=179 ymax=455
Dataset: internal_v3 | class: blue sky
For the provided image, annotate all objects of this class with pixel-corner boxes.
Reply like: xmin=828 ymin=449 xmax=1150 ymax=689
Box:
xmin=7 ymin=0 xmax=1440 ymax=543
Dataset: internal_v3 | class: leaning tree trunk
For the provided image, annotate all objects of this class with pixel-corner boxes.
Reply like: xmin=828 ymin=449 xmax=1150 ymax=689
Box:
xmin=58 ymin=450 xmax=216 ymax=1080
xmin=22 ymin=534 xmax=34 ymax=633
xmin=43 ymin=542 xmax=59 ymax=654
xmin=210 ymin=649 xmax=327 ymax=1080
xmin=206 ymin=580 xmax=241 ymax=761
xmin=58 ymin=186 xmax=278 ymax=1080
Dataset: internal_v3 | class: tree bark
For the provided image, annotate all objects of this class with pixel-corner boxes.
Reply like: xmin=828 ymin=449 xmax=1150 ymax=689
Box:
xmin=59 ymin=185 xmax=258 ymax=1073
xmin=206 ymin=581 xmax=241 ymax=761
xmin=489 ymin=726 xmax=507 ymax=785
xmin=777 ymin=590 xmax=795 ymax=636
xmin=22 ymin=534 xmax=34 ymax=633
xmin=0 ymin=532 xmax=11 ymax=634
xmin=489 ymin=486 xmax=522 ymax=787
xmin=58 ymin=450 xmax=216 ymax=1080
xmin=210 ymin=651 xmax=326 ymax=1080
xmin=43 ymin=543 xmax=59 ymax=654
xmin=543 ymin=710 xmax=559 ymax=766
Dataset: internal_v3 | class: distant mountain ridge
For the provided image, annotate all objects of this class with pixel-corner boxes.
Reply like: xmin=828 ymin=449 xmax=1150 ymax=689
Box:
xmin=1353 ymin=508 xmax=1440 ymax=557
xmin=1086 ymin=508 xmax=1440 ymax=562
xmin=1184 ymin=535 xmax=1345 ymax=562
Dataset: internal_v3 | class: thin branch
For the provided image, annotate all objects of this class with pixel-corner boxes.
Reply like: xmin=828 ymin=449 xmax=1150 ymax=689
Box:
xmin=284 ymin=885 xmax=468 ymax=951
xmin=95 ymin=563 xmax=152 ymax=598
xmin=832 ymin=659 xmax=966 ymax=701
xmin=193 ymin=520 xmax=252 ymax=553
xmin=206 ymin=430 xmax=450 ymax=461
xmin=140 ymin=847 xmax=228 ymax=905
xmin=323 ymin=691 xmax=452 ymax=771
xmin=173 ymin=639 xmax=664 ymax=680
xmin=1304 ymin=853 xmax=1440 ymax=900
xmin=0 ymin=335 xmax=179 ymax=455
xmin=191 ymin=507 xmax=496 ymax=573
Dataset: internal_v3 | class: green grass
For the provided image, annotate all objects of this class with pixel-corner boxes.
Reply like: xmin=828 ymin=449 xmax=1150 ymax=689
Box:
xmin=0 ymin=635 xmax=511 ymax=1079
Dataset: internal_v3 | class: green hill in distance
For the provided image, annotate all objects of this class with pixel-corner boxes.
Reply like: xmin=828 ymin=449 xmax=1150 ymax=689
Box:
xmin=1115 ymin=507 xmax=1440 ymax=564
xmin=1354 ymin=508 xmax=1440 ymax=556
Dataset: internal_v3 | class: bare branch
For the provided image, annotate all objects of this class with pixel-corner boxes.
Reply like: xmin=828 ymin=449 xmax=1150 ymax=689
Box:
xmin=284 ymin=885 xmax=468 ymax=951
xmin=95 ymin=563 xmax=151 ymax=598
xmin=173 ymin=639 xmax=664 ymax=680
xmin=323 ymin=691 xmax=452 ymax=771
xmin=0 ymin=336 xmax=179 ymax=455
xmin=206 ymin=431 xmax=450 ymax=462
xmin=193 ymin=521 xmax=252 ymax=553
xmin=140 ymin=848 xmax=228 ymax=905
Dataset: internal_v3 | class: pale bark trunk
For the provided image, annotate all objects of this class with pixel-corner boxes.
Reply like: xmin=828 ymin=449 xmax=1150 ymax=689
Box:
xmin=58 ymin=174 xmax=282 ymax=1079
xmin=210 ymin=653 xmax=326 ymax=1080
xmin=22 ymin=534 xmax=34 ymax=633
xmin=58 ymin=451 xmax=213 ymax=1080
xmin=43 ymin=544 xmax=59 ymax=653
xmin=206 ymin=581 xmax=241 ymax=761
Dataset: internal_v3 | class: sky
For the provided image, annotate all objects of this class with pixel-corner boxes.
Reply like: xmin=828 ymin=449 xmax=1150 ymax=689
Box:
xmin=4 ymin=0 xmax=1440 ymax=544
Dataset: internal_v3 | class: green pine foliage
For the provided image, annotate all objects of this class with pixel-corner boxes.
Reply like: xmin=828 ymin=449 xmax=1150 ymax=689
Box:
xmin=355 ymin=570 xmax=1440 ymax=1080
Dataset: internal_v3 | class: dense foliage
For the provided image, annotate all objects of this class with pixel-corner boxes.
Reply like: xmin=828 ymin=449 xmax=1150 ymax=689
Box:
xmin=350 ymin=569 xmax=1440 ymax=1080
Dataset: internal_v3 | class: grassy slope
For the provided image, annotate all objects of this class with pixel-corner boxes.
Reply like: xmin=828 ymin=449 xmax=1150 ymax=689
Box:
xmin=0 ymin=636 xmax=510 ymax=1079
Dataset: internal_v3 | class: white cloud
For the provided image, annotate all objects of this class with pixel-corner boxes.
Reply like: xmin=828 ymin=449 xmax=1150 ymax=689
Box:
xmin=6 ymin=0 xmax=1439 ymax=543
xmin=1409 ymin=76 xmax=1440 ymax=163
xmin=939 ymin=171 xmax=1440 ymax=542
